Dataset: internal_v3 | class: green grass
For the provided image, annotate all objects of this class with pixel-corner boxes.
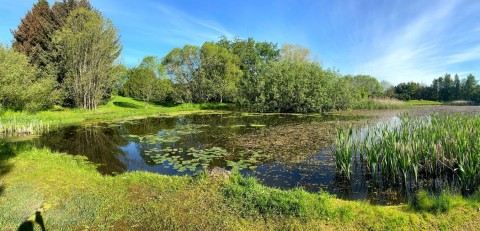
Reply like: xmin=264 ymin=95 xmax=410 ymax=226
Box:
xmin=1 ymin=145 xmax=480 ymax=230
xmin=407 ymin=100 xmax=443 ymax=105
xmin=0 ymin=96 xmax=233 ymax=136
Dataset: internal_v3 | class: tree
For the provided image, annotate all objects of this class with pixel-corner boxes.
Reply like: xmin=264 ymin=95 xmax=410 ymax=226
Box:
xmin=453 ymin=74 xmax=461 ymax=100
xmin=0 ymin=45 xmax=59 ymax=112
xmin=380 ymin=80 xmax=395 ymax=97
xmin=394 ymin=82 xmax=421 ymax=100
xmin=217 ymin=37 xmax=280 ymax=108
xmin=52 ymin=0 xmax=92 ymax=26
xmin=440 ymin=74 xmax=453 ymax=101
xmin=162 ymin=45 xmax=200 ymax=103
xmin=53 ymin=8 xmax=122 ymax=109
xmin=350 ymin=75 xmax=382 ymax=98
xmin=463 ymin=74 xmax=477 ymax=101
xmin=123 ymin=56 xmax=172 ymax=107
xmin=11 ymin=0 xmax=56 ymax=70
xmin=280 ymin=44 xmax=311 ymax=63
xmin=199 ymin=42 xmax=242 ymax=103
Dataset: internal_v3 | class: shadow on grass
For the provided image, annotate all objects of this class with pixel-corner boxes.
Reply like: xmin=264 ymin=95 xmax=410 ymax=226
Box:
xmin=151 ymin=101 xmax=178 ymax=108
xmin=113 ymin=101 xmax=142 ymax=109
xmin=0 ymin=141 xmax=15 ymax=196
xmin=151 ymin=101 xmax=235 ymax=110
xmin=17 ymin=211 xmax=46 ymax=231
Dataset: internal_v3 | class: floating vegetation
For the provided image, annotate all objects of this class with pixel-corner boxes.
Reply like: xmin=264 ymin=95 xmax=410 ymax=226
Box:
xmin=123 ymin=124 xmax=207 ymax=144
xmin=333 ymin=114 xmax=480 ymax=193
xmin=227 ymin=150 xmax=270 ymax=170
xmin=144 ymin=146 xmax=270 ymax=172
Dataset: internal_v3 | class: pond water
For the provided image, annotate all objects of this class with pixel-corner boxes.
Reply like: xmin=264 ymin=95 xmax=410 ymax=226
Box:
xmin=20 ymin=110 xmax=461 ymax=205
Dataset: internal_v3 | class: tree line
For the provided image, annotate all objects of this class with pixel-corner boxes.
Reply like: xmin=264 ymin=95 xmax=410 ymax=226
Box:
xmin=3 ymin=0 xmax=476 ymax=114
xmin=1 ymin=0 xmax=121 ymax=112
xmin=390 ymin=73 xmax=479 ymax=102
xmin=120 ymin=37 xmax=385 ymax=112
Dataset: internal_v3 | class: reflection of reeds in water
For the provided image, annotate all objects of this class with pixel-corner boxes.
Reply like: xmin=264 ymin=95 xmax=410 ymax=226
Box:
xmin=333 ymin=114 xmax=480 ymax=193
xmin=0 ymin=117 xmax=54 ymax=136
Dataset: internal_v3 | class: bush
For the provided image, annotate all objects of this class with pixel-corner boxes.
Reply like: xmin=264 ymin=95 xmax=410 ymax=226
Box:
xmin=0 ymin=45 xmax=60 ymax=112
xmin=411 ymin=190 xmax=455 ymax=214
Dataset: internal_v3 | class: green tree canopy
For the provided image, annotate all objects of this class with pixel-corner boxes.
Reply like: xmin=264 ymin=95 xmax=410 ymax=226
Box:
xmin=11 ymin=0 xmax=56 ymax=70
xmin=162 ymin=45 xmax=200 ymax=103
xmin=199 ymin=42 xmax=242 ymax=103
xmin=53 ymin=8 xmax=122 ymax=109
xmin=123 ymin=56 xmax=172 ymax=107
xmin=0 ymin=45 xmax=59 ymax=112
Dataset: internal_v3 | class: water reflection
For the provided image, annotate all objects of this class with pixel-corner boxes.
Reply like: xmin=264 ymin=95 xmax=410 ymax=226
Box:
xmin=27 ymin=112 xmax=449 ymax=204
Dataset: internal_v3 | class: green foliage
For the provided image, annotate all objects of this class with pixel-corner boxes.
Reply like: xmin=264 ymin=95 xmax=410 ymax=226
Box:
xmin=333 ymin=114 xmax=480 ymax=191
xmin=411 ymin=191 xmax=457 ymax=214
xmin=53 ymin=8 xmax=122 ymax=109
xmin=198 ymin=42 xmax=243 ymax=103
xmin=222 ymin=173 xmax=333 ymax=219
xmin=122 ymin=56 xmax=172 ymax=107
xmin=162 ymin=45 xmax=199 ymax=103
xmin=0 ymin=45 xmax=59 ymax=113
xmin=349 ymin=75 xmax=382 ymax=98
xmin=237 ymin=58 xmax=339 ymax=113
xmin=394 ymin=73 xmax=480 ymax=103
xmin=1 ymin=146 xmax=480 ymax=229
xmin=11 ymin=0 xmax=56 ymax=70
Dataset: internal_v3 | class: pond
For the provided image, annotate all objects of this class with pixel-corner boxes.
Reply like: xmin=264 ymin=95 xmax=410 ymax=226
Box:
xmin=19 ymin=107 xmax=480 ymax=205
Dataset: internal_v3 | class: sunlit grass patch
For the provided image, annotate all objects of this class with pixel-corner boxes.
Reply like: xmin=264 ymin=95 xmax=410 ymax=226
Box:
xmin=407 ymin=100 xmax=443 ymax=105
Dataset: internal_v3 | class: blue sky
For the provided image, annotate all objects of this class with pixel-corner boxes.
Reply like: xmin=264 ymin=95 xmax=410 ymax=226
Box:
xmin=1 ymin=0 xmax=480 ymax=84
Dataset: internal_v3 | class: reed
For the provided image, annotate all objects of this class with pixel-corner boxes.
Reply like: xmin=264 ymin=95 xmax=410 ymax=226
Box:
xmin=0 ymin=116 xmax=56 ymax=137
xmin=333 ymin=113 xmax=480 ymax=193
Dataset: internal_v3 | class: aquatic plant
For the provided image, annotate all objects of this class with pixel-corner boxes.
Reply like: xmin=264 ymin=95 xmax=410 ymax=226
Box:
xmin=333 ymin=125 xmax=355 ymax=179
xmin=144 ymin=146 xmax=270 ymax=172
xmin=332 ymin=113 xmax=480 ymax=193
xmin=0 ymin=117 xmax=54 ymax=136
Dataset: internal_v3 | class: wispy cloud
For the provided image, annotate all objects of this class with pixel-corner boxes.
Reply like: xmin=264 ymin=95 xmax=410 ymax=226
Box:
xmin=96 ymin=1 xmax=233 ymax=65
xmin=356 ymin=0 xmax=480 ymax=84
xmin=149 ymin=3 xmax=232 ymax=45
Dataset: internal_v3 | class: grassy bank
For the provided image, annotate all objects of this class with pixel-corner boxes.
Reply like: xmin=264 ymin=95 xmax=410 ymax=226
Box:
xmin=0 ymin=96 xmax=232 ymax=136
xmin=1 ymin=146 xmax=479 ymax=230
xmin=407 ymin=100 xmax=443 ymax=105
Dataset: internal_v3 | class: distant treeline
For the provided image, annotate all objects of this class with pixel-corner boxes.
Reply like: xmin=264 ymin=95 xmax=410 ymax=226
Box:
xmin=389 ymin=73 xmax=479 ymax=102
xmin=1 ymin=0 xmax=477 ymax=114
xmin=120 ymin=39 xmax=387 ymax=113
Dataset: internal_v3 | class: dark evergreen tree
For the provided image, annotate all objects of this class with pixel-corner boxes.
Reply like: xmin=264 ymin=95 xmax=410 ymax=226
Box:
xmin=11 ymin=0 xmax=56 ymax=70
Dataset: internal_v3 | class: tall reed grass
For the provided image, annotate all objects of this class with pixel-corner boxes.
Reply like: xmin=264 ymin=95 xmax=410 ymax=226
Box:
xmin=0 ymin=117 xmax=55 ymax=137
xmin=333 ymin=113 xmax=480 ymax=193
xmin=352 ymin=98 xmax=409 ymax=110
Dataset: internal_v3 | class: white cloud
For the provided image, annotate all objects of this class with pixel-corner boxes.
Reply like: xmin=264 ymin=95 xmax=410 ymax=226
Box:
xmin=356 ymin=0 xmax=480 ymax=84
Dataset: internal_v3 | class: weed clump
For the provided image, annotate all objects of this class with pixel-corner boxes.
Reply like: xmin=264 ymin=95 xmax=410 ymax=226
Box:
xmin=410 ymin=190 xmax=457 ymax=214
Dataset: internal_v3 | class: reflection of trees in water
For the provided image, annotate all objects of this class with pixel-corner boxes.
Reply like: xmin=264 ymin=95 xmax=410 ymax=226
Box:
xmin=39 ymin=125 xmax=128 ymax=174
xmin=120 ymin=117 xmax=177 ymax=135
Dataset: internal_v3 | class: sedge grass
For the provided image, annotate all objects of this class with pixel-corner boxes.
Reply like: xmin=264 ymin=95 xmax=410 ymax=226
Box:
xmin=333 ymin=113 xmax=480 ymax=193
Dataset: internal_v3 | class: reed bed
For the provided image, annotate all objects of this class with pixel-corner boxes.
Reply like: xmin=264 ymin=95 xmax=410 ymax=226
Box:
xmin=0 ymin=116 xmax=56 ymax=137
xmin=352 ymin=98 xmax=409 ymax=110
xmin=333 ymin=113 xmax=480 ymax=193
